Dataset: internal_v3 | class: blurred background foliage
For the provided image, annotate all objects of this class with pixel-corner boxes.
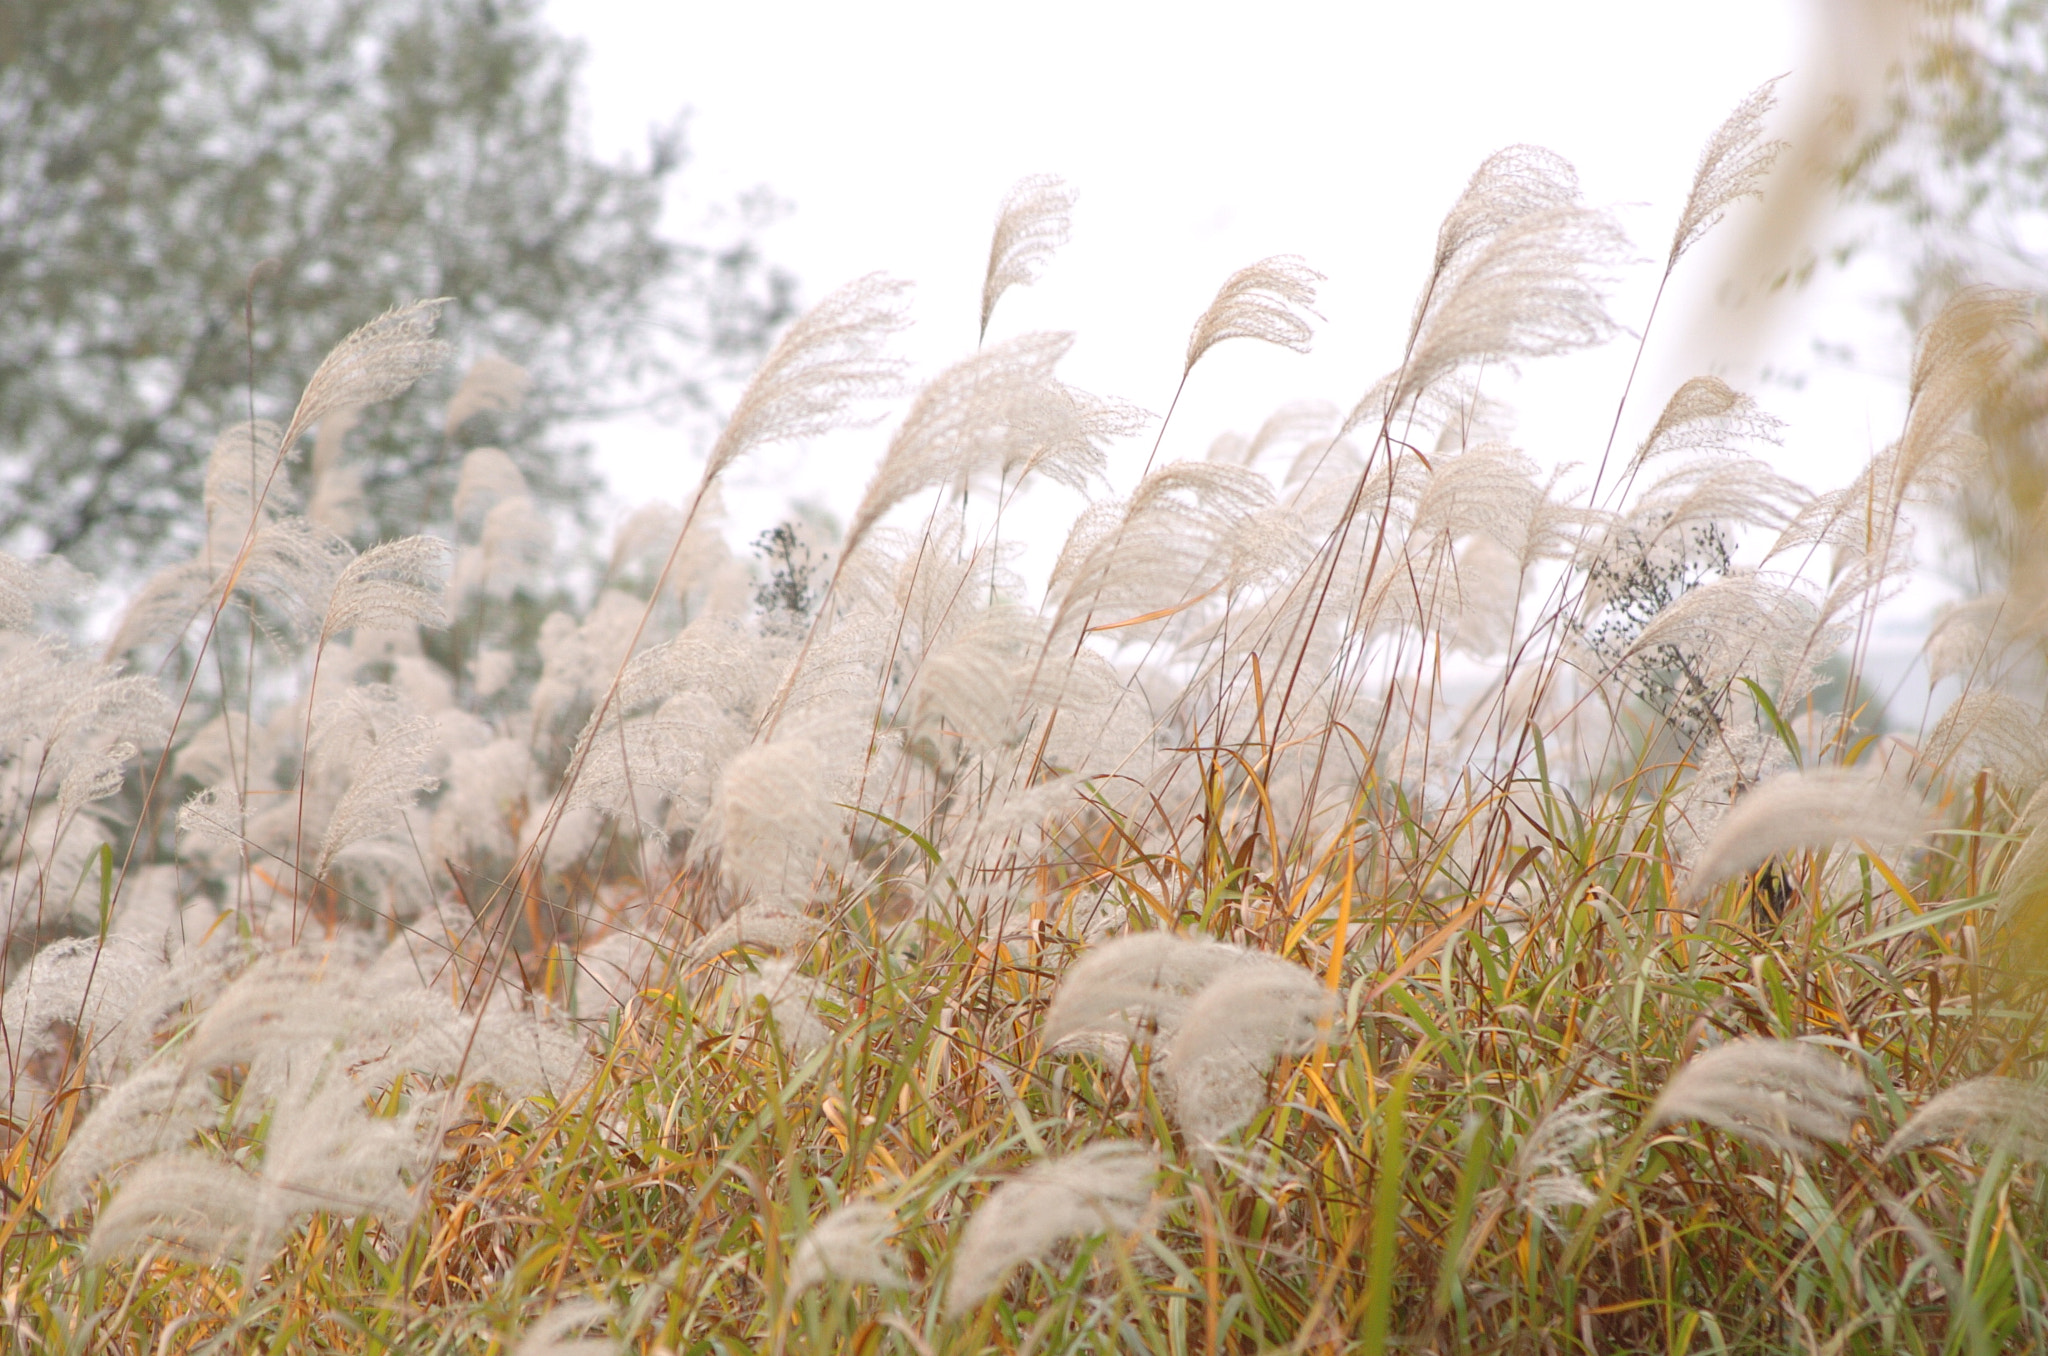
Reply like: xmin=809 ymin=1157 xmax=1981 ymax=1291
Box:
xmin=0 ymin=0 xmax=794 ymax=571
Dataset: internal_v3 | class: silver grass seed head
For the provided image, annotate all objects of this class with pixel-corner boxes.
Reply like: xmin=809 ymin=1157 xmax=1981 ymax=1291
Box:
xmin=279 ymin=299 xmax=451 ymax=453
xmin=788 ymin=1199 xmax=908 ymax=1296
xmin=1185 ymin=255 xmax=1324 ymax=374
xmin=1430 ymin=144 xmax=1583 ymax=280
xmin=314 ymin=710 xmax=438 ymax=874
xmin=1387 ymin=203 xmax=1627 ymax=422
xmin=1631 ymin=376 xmax=1785 ymax=473
xmin=511 ymin=1300 xmax=620 ymax=1356
xmin=322 ymin=536 xmax=451 ymax=640
xmin=944 ymin=1141 xmax=1160 ymax=1316
xmin=1923 ymin=690 xmax=2048 ymax=790
xmin=45 ymin=1063 xmax=217 ymax=1218
xmin=706 ymin=272 xmax=911 ymax=485
xmin=234 ymin=517 xmax=354 ymax=644
xmin=1650 ymin=1037 xmax=1866 ymax=1158
xmin=847 ymin=331 xmax=1074 ymax=554
xmin=1682 ymin=767 xmax=1929 ymax=901
xmin=1509 ymin=1090 xmax=1610 ymax=1228
xmin=689 ymin=906 xmax=820 ymax=962
xmin=84 ymin=1153 xmax=266 ymax=1265
xmin=443 ymin=353 xmax=530 ymax=438
xmin=1670 ymin=78 xmax=1786 ymax=268
xmin=981 ymin=173 xmax=1076 ymax=340
xmin=1042 ymin=931 xmax=1259 ymax=1050
xmin=1161 ymin=958 xmax=1336 ymax=1146
xmin=0 ymin=550 xmax=87 ymax=632
xmin=1882 ymin=1075 xmax=2048 ymax=1162
xmin=453 ymin=447 xmax=530 ymax=528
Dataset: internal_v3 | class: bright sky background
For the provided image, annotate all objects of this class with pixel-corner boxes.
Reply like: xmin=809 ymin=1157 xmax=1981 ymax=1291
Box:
xmin=543 ymin=0 xmax=1941 ymax=687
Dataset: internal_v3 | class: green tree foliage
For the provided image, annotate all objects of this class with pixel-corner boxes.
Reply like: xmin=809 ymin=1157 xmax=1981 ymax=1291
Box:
xmin=1847 ymin=2 xmax=2048 ymax=312
xmin=1846 ymin=2 xmax=2048 ymax=610
xmin=0 ymin=0 xmax=795 ymax=567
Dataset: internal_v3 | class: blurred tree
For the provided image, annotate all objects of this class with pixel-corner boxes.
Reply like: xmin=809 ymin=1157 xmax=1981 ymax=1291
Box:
xmin=1845 ymin=0 xmax=2048 ymax=323
xmin=0 ymin=0 xmax=795 ymax=569
xmin=1845 ymin=1 xmax=2048 ymax=625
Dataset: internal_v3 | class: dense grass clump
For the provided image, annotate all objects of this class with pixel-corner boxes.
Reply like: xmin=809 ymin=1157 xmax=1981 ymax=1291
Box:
xmin=6 ymin=83 xmax=2048 ymax=1354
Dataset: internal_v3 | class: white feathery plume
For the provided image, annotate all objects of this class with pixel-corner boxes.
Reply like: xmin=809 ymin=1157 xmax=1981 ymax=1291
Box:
xmin=1042 ymin=931 xmax=1259 ymax=1050
xmin=84 ymin=1153 xmax=267 ymax=1264
xmin=981 ymin=173 xmax=1076 ymax=340
xmin=1631 ymin=376 xmax=1785 ymax=473
xmin=703 ymin=738 xmax=838 ymax=908
xmin=945 ymin=1142 xmax=1159 ymax=1316
xmin=1924 ymin=596 xmax=2010 ymax=689
xmin=1384 ymin=202 xmax=1626 ymax=421
xmin=44 ymin=1064 xmax=217 ymax=1217
xmin=276 ymin=299 xmax=451 ymax=454
xmin=1775 ymin=289 xmax=2028 ymax=563
xmin=992 ymin=380 xmax=1149 ymax=495
xmin=1882 ymin=1076 xmax=2048 ymax=1161
xmin=1184 ymin=255 xmax=1323 ymax=374
xmin=1 ymin=935 xmax=163 ymax=1114
xmin=443 ymin=354 xmax=530 ymax=438
xmin=55 ymin=738 xmax=137 ymax=825
xmin=510 ymin=1301 xmax=619 ymax=1356
xmin=453 ymin=447 xmax=530 ymax=527
xmin=1161 ymin=958 xmax=1336 ymax=1145
xmin=103 ymin=558 xmax=216 ymax=658
xmin=788 ymin=1200 xmax=908 ymax=1296
xmin=1509 ymin=1090 xmax=1610 ymax=1229
xmin=703 ymin=273 xmax=910 ymax=486
xmin=1355 ymin=146 xmax=1622 ymax=431
xmin=1649 ymin=1038 xmax=1866 ymax=1158
xmin=845 ymin=332 xmax=1074 ymax=555
xmin=1669 ymin=79 xmax=1786 ymax=269
xmin=177 ymin=784 xmax=246 ymax=854
xmin=314 ymin=712 xmax=439 ymax=875
xmin=1625 ymin=572 xmax=1828 ymax=700
xmin=42 ymin=669 xmax=172 ymax=786
xmin=1682 ymin=767 xmax=1929 ymax=900
xmin=0 ymin=550 xmax=87 ymax=631
xmin=0 ymin=636 xmax=96 ymax=747
xmin=1046 ymin=461 xmax=1276 ymax=640
xmin=1923 ymin=691 xmax=2048 ymax=789
xmin=903 ymin=603 xmax=1043 ymax=756
xmin=322 ymin=537 xmax=451 ymax=640
xmin=234 ymin=516 xmax=353 ymax=644
xmin=690 ymin=907 xmax=820 ymax=962
xmin=742 ymin=957 xmax=832 ymax=1056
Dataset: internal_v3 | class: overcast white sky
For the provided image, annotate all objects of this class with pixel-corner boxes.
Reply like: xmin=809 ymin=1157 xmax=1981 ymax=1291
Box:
xmin=543 ymin=0 xmax=1940 ymax=674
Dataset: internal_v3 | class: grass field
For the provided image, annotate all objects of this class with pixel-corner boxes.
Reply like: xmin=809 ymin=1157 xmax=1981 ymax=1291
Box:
xmin=5 ymin=85 xmax=2048 ymax=1354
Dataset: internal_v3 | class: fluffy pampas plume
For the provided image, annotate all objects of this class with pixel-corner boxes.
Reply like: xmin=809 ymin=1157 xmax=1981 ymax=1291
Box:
xmin=1882 ymin=1076 xmax=2048 ymax=1162
xmin=702 ymin=273 xmax=910 ymax=486
xmin=321 ymin=537 xmax=450 ymax=640
xmin=278 ymin=300 xmax=451 ymax=455
xmin=1649 ymin=1037 xmax=1866 ymax=1158
xmin=1185 ymin=255 xmax=1323 ymax=374
xmin=1669 ymin=79 xmax=1785 ymax=269
xmin=981 ymin=173 xmax=1076 ymax=340
xmin=1682 ymin=768 xmax=1929 ymax=900
xmin=1161 ymin=958 xmax=1336 ymax=1145
xmin=787 ymin=1200 xmax=907 ymax=1296
xmin=945 ymin=1141 xmax=1159 ymax=1315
